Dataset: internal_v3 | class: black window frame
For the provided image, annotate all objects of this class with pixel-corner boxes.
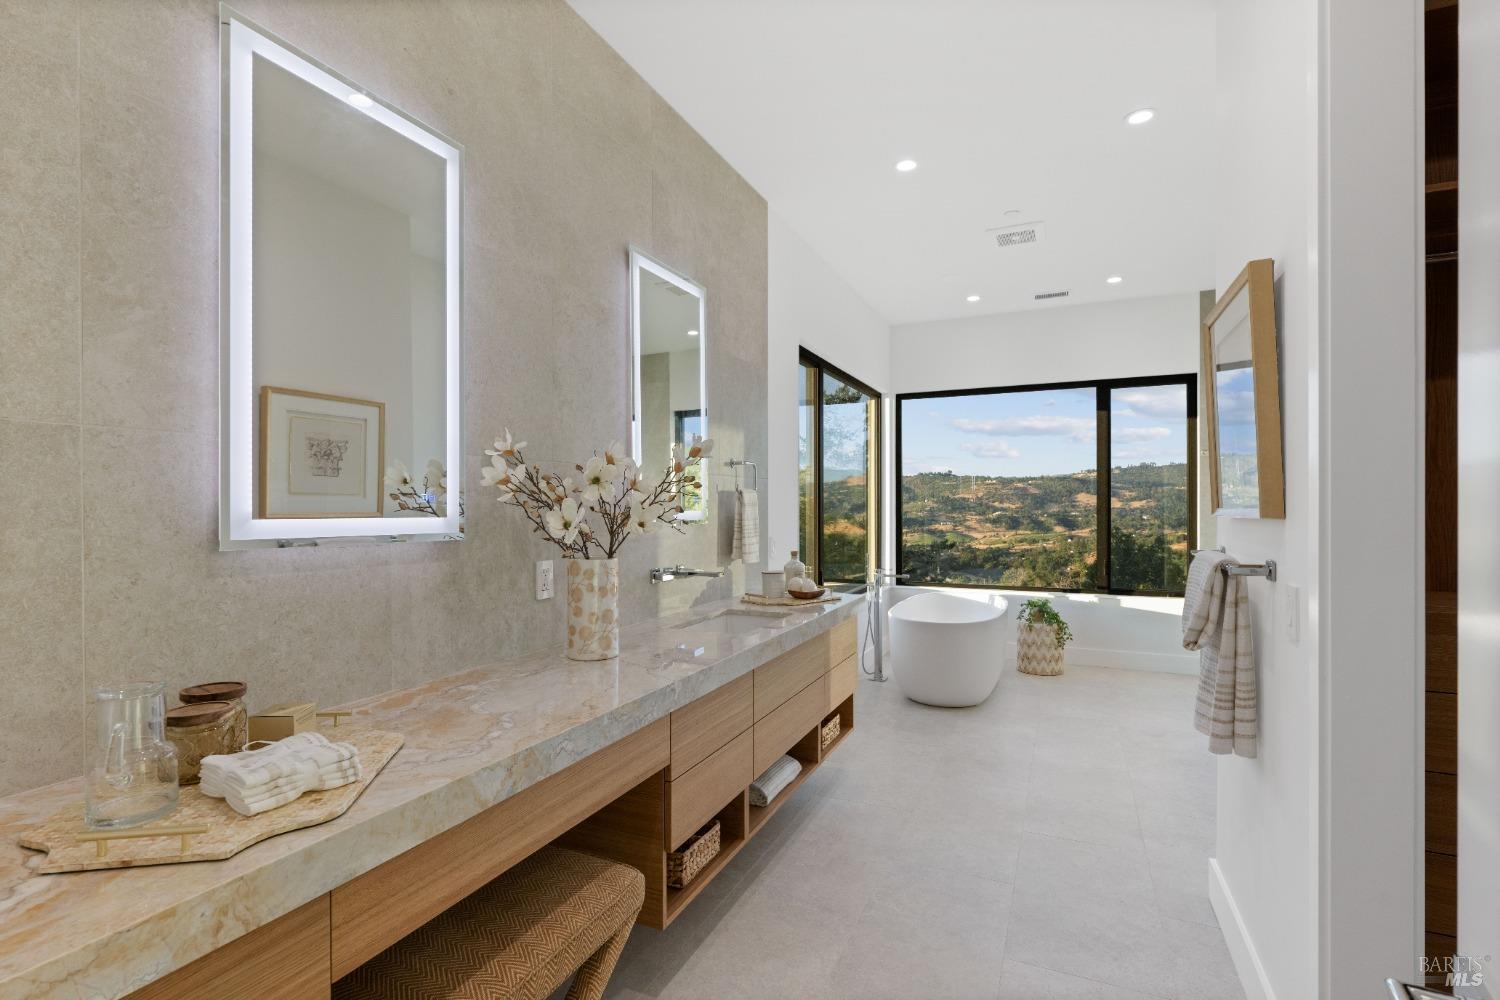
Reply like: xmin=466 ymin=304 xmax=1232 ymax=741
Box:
xmin=895 ymin=373 xmax=1197 ymax=597
xmin=800 ymin=348 xmax=883 ymax=587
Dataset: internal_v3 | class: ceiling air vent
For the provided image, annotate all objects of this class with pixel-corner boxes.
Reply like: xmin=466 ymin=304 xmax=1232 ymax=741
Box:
xmin=990 ymin=221 xmax=1045 ymax=248
xmin=1034 ymin=290 xmax=1070 ymax=301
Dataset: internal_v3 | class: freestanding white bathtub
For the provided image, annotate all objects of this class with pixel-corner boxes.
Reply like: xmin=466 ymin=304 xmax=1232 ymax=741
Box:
xmin=888 ymin=590 xmax=1009 ymax=707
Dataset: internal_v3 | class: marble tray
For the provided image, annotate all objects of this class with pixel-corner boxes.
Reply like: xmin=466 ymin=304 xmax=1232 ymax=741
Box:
xmin=17 ymin=729 xmax=403 ymax=874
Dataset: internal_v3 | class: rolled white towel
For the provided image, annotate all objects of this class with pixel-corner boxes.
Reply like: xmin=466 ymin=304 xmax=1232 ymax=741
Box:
xmin=749 ymin=755 xmax=802 ymax=808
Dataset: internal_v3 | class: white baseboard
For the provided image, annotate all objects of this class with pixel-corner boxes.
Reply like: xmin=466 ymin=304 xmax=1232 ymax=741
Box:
xmin=1209 ymin=858 xmax=1276 ymax=1000
xmin=1004 ymin=642 xmax=1199 ymax=675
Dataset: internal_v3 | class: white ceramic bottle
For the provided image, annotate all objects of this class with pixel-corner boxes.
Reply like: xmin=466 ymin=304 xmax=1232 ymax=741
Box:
xmin=783 ymin=550 xmax=806 ymax=591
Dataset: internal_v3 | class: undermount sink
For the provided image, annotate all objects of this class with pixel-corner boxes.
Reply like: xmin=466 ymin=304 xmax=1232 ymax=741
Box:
xmin=675 ymin=608 xmax=793 ymax=635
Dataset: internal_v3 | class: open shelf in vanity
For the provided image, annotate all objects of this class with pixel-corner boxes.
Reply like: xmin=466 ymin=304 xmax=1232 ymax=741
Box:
xmin=564 ymin=616 xmax=859 ymax=930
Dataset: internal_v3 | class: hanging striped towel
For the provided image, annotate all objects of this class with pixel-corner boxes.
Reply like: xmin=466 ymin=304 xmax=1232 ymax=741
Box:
xmin=749 ymin=754 xmax=801 ymax=807
xmin=733 ymin=487 xmax=761 ymax=564
xmin=1182 ymin=550 xmax=1258 ymax=758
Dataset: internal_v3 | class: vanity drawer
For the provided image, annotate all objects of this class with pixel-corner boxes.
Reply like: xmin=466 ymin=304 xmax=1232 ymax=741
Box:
xmin=754 ymin=675 xmax=828 ymax=776
xmin=669 ymin=673 xmax=753 ymax=779
xmin=754 ymin=618 xmax=855 ymax=721
xmin=667 ymin=729 xmax=752 ymax=849
xmin=828 ymin=654 xmax=857 ymax=713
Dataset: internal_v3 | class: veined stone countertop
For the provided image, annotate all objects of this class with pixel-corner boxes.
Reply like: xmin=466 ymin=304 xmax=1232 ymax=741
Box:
xmin=0 ymin=593 xmax=864 ymax=999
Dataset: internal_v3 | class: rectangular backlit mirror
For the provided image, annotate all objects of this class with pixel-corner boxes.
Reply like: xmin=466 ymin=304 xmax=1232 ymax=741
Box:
xmin=630 ymin=248 xmax=708 ymax=522
xmin=220 ymin=9 xmax=463 ymax=548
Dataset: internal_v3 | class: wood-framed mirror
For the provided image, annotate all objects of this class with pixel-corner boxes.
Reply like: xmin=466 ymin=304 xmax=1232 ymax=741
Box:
xmin=1202 ymin=258 xmax=1285 ymax=519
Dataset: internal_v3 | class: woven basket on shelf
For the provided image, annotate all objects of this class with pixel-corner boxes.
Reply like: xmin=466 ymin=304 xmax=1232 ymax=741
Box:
xmin=667 ymin=819 xmax=721 ymax=889
xmin=820 ymin=714 xmax=841 ymax=751
xmin=1016 ymin=622 xmax=1065 ymax=676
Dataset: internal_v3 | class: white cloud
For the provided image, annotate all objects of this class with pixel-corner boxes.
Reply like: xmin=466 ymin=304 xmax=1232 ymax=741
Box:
xmin=958 ymin=441 xmax=1021 ymax=459
xmin=1114 ymin=426 xmax=1171 ymax=443
xmin=1216 ymin=390 xmax=1256 ymax=425
xmin=1117 ymin=386 xmax=1187 ymax=418
xmin=951 ymin=415 xmax=1095 ymax=441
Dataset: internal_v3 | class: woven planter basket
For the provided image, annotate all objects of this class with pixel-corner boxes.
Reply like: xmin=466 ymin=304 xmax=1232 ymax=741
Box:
xmin=1016 ymin=622 xmax=1065 ymax=676
xmin=667 ymin=819 xmax=721 ymax=889
xmin=820 ymin=714 xmax=841 ymax=751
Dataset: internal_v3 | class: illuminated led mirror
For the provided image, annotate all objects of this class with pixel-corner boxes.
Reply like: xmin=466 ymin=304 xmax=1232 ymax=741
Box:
xmin=220 ymin=9 xmax=463 ymax=547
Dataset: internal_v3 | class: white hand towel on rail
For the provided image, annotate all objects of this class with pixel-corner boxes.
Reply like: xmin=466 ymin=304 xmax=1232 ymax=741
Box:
xmin=749 ymin=754 xmax=801 ymax=807
xmin=1182 ymin=550 xmax=1258 ymax=758
xmin=733 ymin=487 xmax=761 ymax=564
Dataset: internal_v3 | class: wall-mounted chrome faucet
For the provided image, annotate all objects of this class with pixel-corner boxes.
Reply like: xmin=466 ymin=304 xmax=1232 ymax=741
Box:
xmin=650 ymin=565 xmax=725 ymax=585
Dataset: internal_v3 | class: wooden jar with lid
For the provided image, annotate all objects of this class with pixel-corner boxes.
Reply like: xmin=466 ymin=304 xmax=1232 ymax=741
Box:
xmin=164 ymin=701 xmax=239 ymax=785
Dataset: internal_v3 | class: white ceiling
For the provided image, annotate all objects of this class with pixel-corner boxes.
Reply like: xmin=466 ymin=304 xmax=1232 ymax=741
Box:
xmin=567 ymin=0 xmax=1216 ymax=325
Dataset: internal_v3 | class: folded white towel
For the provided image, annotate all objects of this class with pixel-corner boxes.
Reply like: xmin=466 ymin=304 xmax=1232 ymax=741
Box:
xmin=749 ymin=754 xmax=801 ymax=808
xmin=200 ymin=759 xmax=360 ymax=802
xmin=197 ymin=731 xmax=363 ymax=815
xmin=199 ymin=733 xmax=356 ymax=791
xmin=733 ymin=488 xmax=761 ymax=564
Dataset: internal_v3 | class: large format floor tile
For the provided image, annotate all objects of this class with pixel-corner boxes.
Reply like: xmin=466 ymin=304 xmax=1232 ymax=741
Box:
xmin=599 ymin=663 xmax=1243 ymax=1000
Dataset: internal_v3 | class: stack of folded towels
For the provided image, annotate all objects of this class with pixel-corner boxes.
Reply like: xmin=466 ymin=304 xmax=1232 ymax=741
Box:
xmin=200 ymin=732 xmax=362 ymax=817
xmin=749 ymin=754 xmax=802 ymax=808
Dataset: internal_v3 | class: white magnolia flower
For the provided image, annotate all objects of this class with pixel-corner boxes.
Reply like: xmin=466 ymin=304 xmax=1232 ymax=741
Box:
xmin=481 ymin=458 xmax=524 ymax=495
xmin=689 ymin=435 xmax=715 ymax=460
xmin=385 ymin=460 xmax=418 ymax=492
xmin=485 ymin=428 xmax=526 ymax=463
xmin=581 ymin=455 xmax=617 ymax=505
xmin=628 ymin=499 xmax=659 ymax=535
xmin=544 ymin=498 xmax=584 ymax=545
xmin=547 ymin=476 xmax=575 ymax=502
xmin=604 ymin=441 xmax=626 ymax=467
xmin=424 ymin=459 xmax=447 ymax=495
xmin=618 ymin=456 xmax=640 ymax=491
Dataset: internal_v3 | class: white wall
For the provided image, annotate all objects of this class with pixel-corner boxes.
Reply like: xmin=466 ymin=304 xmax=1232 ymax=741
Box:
xmin=889 ymin=293 xmax=1201 ymax=394
xmin=767 ymin=209 xmax=891 ymax=569
xmin=1209 ymin=0 xmax=1423 ymax=997
xmin=1207 ymin=0 xmax=1321 ymax=993
xmin=1458 ymin=1 xmax=1500 ymax=986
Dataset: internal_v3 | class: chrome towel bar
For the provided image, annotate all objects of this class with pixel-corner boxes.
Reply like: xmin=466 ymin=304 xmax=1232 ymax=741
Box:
xmin=726 ymin=458 xmax=758 ymax=491
xmin=1191 ymin=548 xmax=1277 ymax=582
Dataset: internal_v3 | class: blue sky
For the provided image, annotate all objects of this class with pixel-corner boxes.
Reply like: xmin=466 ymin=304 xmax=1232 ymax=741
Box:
xmin=901 ymin=384 xmax=1189 ymax=477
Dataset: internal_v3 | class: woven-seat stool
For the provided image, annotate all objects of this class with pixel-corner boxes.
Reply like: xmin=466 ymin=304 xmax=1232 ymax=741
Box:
xmin=334 ymin=846 xmax=645 ymax=1000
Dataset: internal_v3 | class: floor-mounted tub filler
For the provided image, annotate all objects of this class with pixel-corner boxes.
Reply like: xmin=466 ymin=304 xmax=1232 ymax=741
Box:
xmin=889 ymin=591 xmax=1009 ymax=707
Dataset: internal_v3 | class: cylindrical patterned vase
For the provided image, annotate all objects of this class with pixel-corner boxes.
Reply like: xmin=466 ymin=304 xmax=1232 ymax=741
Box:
xmin=1016 ymin=622 xmax=1065 ymax=676
xmin=566 ymin=558 xmax=620 ymax=661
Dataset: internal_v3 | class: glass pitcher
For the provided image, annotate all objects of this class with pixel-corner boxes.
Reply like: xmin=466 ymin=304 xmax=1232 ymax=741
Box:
xmin=85 ymin=683 xmax=179 ymax=829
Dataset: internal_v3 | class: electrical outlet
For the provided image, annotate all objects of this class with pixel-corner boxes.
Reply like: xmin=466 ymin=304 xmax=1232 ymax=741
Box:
xmin=536 ymin=560 xmax=554 ymax=601
xmin=1284 ymin=583 xmax=1300 ymax=643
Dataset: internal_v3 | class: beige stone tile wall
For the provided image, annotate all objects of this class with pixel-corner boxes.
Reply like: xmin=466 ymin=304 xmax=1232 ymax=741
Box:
xmin=0 ymin=0 xmax=770 ymax=795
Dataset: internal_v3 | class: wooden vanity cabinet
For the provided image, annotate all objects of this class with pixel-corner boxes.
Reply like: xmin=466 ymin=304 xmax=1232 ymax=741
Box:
xmin=568 ymin=616 xmax=859 ymax=929
xmin=128 ymin=616 xmax=858 ymax=996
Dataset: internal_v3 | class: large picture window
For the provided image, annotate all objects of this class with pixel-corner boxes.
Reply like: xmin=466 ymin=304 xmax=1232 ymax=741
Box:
xmin=897 ymin=375 xmax=1195 ymax=595
xmin=799 ymin=350 xmax=881 ymax=585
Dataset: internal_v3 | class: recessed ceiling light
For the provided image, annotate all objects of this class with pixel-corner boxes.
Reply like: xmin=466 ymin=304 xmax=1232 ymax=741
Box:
xmin=687 ymin=329 xmax=699 ymax=337
xmin=1125 ymin=108 xmax=1155 ymax=126
xmin=965 ymin=294 xmax=981 ymax=303
xmin=895 ymin=159 xmax=918 ymax=173
xmin=347 ymin=92 xmax=375 ymax=109
xmin=1106 ymin=275 xmax=1124 ymax=284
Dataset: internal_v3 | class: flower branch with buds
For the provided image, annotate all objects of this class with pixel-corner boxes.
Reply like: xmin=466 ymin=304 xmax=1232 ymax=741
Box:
xmin=482 ymin=430 xmax=713 ymax=558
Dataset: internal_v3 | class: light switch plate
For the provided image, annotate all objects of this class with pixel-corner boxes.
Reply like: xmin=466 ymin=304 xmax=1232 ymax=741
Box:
xmin=536 ymin=560 xmax=554 ymax=601
xmin=1284 ymin=583 xmax=1300 ymax=643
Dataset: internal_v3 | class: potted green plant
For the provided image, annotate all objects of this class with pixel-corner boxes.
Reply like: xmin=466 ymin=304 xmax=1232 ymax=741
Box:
xmin=1016 ymin=598 xmax=1072 ymax=676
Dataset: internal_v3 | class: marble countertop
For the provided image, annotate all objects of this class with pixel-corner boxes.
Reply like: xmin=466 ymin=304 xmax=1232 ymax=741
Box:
xmin=0 ymin=593 xmax=864 ymax=999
